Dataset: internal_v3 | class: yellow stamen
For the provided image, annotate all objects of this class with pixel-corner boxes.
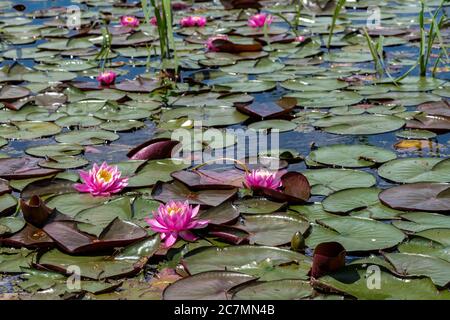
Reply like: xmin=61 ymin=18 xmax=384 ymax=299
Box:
xmin=97 ymin=169 xmax=113 ymax=182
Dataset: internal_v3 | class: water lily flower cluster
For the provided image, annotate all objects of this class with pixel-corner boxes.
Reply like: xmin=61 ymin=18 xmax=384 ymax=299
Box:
xmin=244 ymin=169 xmax=282 ymax=190
xmin=146 ymin=201 xmax=209 ymax=248
xmin=205 ymin=34 xmax=229 ymax=52
xmin=248 ymin=13 xmax=273 ymax=28
xmin=180 ymin=16 xmax=207 ymax=27
xmin=97 ymin=71 xmax=117 ymax=86
xmin=120 ymin=15 xmax=140 ymax=28
xmin=74 ymin=162 xmax=128 ymax=197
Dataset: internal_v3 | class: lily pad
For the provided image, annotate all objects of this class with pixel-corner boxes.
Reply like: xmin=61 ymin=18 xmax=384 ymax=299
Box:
xmin=183 ymin=245 xmax=310 ymax=275
xmin=303 ymin=169 xmax=376 ymax=196
xmin=378 ymin=158 xmax=450 ymax=183
xmin=314 ymin=115 xmax=405 ymax=135
xmin=232 ymin=279 xmax=314 ymax=300
xmin=383 ymin=252 xmax=450 ymax=287
xmin=163 ymin=271 xmax=255 ymax=300
xmin=307 ymin=144 xmax=396 ymax=168
xmin=306 ymin=216 xmax=405 ymax=252
xmin=38 ymin=236 xmax=160 ymax=280
xmin=236 ymin=214 xmax=310 ymax=246
xmin=316 ymin=266 xmax=450 ymax=300
xmin=379 ymin=183 xmax=450 ymax=213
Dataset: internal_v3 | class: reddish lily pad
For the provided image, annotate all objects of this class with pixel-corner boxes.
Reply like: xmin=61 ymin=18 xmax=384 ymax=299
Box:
xmin=257 ymin=172 xmax=311 ymax=204
xmin=205 ymin=224 xmax=250 ymax=245
xmin=406 ymin=114 xmax=450 ymax=133
xmin=311 ymin=242 xmax=346 ymax=279
xmin=212 ymin=39 xmax=263 ymax=53
xmin=0 ymin=157 xmax=61 ymax=180
xmin=198 ymin=201 xmax=240 ymax=225
xmin=171 ymin=169 xmax=245 ymax=190
xmin=20 ymin=195 xmax=54 ymax=227
xmin=0 ymin=85 xmax=31 ymax=101
xmin=235 ymin=213 xmax=310 ymax=246
xmin=379 ymin=183 xmax=450 ymax=213
xmin=37 ymin=236 xmax=160 ymax=280
xmin=220 ymin=0 xmax=261 ymax=9
xmin=152 ymin=181 xmax=237 ymax=207
xmin=127 ymin=138 xmax=180 ymax=160
xmin=43 ymin=218 xmax=148 ymax=254
xmin=1 ymin=224 xmax=54 ymax=249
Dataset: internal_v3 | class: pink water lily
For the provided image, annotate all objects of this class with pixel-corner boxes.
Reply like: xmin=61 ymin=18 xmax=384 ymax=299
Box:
xmin=295 ymin=35 xmax=306 ymax=42
xmin=248 ymin=13 xmax=273 ymax=28
xmin=205 ymin=34 xmax=229 ymax=52
xmin=74 ymin=162 xmax=128 ymax=197
xmin=244 ymin=169 xmax=282 ymax=190
xmin=120 ymin=15 xmax=140 ymax=28
xmin=149 ymin=16 xmax=157 ymax=26
xmin=145 ymin=201 xmax=209 ymax=248
xmin=97 ymin=71 xmax=117 ymax=86
xmin=180 ymin=16 xmax=207 ymax=27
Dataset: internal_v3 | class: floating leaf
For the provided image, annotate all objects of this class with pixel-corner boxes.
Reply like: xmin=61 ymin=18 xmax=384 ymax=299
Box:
xmin=306 ymin=216 xmax=405 ymax=252
xmin=152 ymin=181 xmax=237 ymax=207
xmin=232 ymin=279 xmax=314 ymax=300
xmin=378 ymin=158 xmax=450 ymax=183
xmin=379 ymin=183 xmax=450 ymax=213
xmin=307 ymin=144 xmax=396 ymax=168
xmin=303 ymin=169 xmax=376 ymax=196
xmin=163 ymin=271 xmax=255 ymax=300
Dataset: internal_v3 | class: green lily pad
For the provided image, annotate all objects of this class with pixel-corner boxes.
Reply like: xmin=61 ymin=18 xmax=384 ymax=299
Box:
xmin=46 ymin=193 xmax=109 ymax=217
xmin=163 ymin=271 xmax=255 ymax=300
xmin=307 ymin=144 xmax=396 ymax=168
xmin=220 ymin=58 xmax=285 ymax=74
xmin=0 ymin=193 xmax=17 ymax=216
xmin=314 ymin=115 xmax=405 ymax=135
xmin=25 ymin=144 xmax=84 ymax=158
xmin=38 ymin=236 xmax=160 ymax=280
xmin=317 ymin=266 xmax=450 ymax=300
xmin=0 ymin=216 xmax=25 ymax=236
xmin=248 ymin=120 xmax=297 ymax=132
xmin=183 ymin=245 xmax=310 ymax=275
xmin=322 ymin=188 xmax=381 ymax=214
xmin=0 ymin=248 xmax=35 ymax=273
xmin=214 ymin=80 xmax=276 ymax=93
xmin=395 ymin=129 xmax=437 ymax=140
xmin=306 ymin=216 xmax=405 ymax=252
xmin=287 ymin=91 xmax=363 ymax=108
xmin=383 ymin=252 xmax=450 ymax=287
xmin=55 ymin=130 xmax=119 ymax=145
xmin=38 ymin=155 xmax=89 ymax=170
xmin=378 ymin=158 xmax=450 ymax=183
